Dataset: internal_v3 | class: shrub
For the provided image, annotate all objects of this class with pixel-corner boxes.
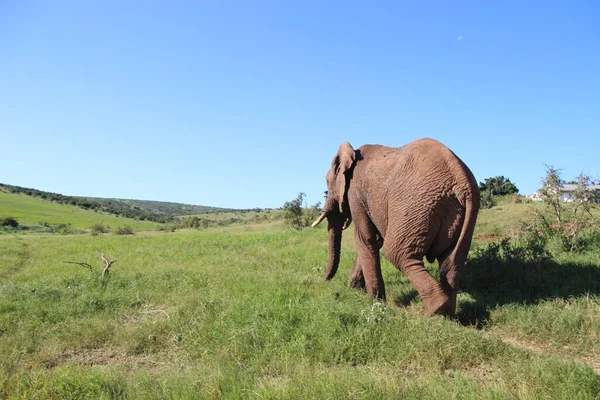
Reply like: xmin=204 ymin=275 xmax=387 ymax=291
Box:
xmin=114 ymin=225 xmax=134 ymax=235
xmin=55 ymin=223 xmax=76 ymax=235
xmin=0 ymin=217 xmax=19 ymax=227
xmin=463 ymin=236 xmax=551 ymax=299
xmin=478 ymin=176 xmax=519 ymax=209
xmin=282 ymin=193 xmax=322 ymax=230
xmin=303 ymin=202 xmax=322 ymax=227
xmin=90 ymin=224 xmax=109 ymax=236
xmin=179 ymin=216 xmax=211 ymax=229
xmin=480 ymin=190 xmax=497 ymax=209
xmin=532 ymin=166 xmax=599 ymax=253
xmin=165 ymin=224 xmax=177 ymax=232
xmin=282 ymin=193 xmax=305 ymax=229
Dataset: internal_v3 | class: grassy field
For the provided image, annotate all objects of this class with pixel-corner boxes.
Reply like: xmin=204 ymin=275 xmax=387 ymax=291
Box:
xmin=1 ymin=202 xmax=599 ymax=398
xmin=0 ymin=190 xmax=276 ymax=234
xmin=0 ymin=192 xmax=159 ymax=232
xmin=190 ymin=210 xmax=277 ymax=221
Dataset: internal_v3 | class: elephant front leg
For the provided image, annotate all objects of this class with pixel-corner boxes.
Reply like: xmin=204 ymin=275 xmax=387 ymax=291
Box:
xmin=354 ymin=233 xmax=385 ymax=301
xmin=348 ymin=256 xmax=366 ymax=291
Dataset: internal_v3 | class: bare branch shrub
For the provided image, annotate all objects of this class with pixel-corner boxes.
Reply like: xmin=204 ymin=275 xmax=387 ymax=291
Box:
xmin=64 ymin=250 xmax=117 ymax=278
xmin=532 ymin=166 xmax=599 ymax=252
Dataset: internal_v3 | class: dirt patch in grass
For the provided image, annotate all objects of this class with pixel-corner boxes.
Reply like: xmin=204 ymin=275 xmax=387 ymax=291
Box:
xmin=474 ymin=233 xmax=505 ymax=243
xmin=121 ymin=304 xmax=175 ymax=325
xmin=450 ymin=362 xmax=507 ymax=391
xmin=39 ymin=347 xmax=179 ymax=373
xmin=497 ymin=335 xmax=600 ymax=376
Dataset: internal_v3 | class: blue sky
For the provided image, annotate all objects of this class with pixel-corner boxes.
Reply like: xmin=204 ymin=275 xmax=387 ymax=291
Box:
xmin=1 ymin=1 xmax=598 ymax=209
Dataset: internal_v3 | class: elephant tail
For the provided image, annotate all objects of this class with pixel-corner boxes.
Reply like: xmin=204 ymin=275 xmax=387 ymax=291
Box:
xmin=444 ymin=189 xmax=480 ymax=275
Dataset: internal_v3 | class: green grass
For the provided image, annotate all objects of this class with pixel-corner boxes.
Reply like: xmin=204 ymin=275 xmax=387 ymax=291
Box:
xmin=189 ymin=209 xmax=279 ymax=222
xmin=474 ymin=196 xmax=600 ymax=240
xmin=1 ymin=220 xmax=599 ymax=399
xmin=0 ymin=191 xmax=160 ymax=232
xmin=474 ymin=199 xmax=538 ymax=239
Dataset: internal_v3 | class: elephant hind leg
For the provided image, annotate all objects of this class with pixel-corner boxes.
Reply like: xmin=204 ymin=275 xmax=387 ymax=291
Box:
xmin=438 ymin=248 xmax=468 ymax=317
xmin=386 ymin=250 xmax=450 ymax=315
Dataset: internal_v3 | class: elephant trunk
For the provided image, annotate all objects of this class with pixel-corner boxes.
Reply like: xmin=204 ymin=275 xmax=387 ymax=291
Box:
xmin=324 ymin=217 xmax=343 ymax=280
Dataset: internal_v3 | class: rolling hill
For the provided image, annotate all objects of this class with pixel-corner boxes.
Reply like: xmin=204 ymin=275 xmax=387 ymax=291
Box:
xmin=0 ymin=190 xmax=159 ymax=231
xmin=0 ymin=183 xmax=249 ymax=223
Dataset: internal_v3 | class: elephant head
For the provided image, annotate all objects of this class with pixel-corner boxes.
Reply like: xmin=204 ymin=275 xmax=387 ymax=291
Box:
xmin=312 ymin=142 xmax=356 ymax=280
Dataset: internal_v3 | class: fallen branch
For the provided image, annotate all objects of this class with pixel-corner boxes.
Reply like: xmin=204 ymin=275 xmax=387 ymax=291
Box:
xmin=97 ymin=250 xmax=117 ymax=277
xmin=64 ymin=261 xmax=93 ymax=272
xmin=64 ymin=250 xmax=117 ymax=278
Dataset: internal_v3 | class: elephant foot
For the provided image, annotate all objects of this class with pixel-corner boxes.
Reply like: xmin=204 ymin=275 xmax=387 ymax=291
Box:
xmin=348 ymin=273 xmax=366 ymax=291
xmin=423 ymin=293 xmax=451 ymax=316
xmin=348 ymin=257 xmax=366 ymax=291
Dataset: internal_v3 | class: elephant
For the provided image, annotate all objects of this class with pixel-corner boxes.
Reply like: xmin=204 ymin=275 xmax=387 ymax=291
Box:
xmin=312 ymin=138 xmax=480 ymax=316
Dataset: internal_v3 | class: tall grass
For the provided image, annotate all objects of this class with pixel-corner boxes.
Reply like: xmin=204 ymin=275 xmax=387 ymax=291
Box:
xmin=1 ymin=222 xmax=599 ymax=398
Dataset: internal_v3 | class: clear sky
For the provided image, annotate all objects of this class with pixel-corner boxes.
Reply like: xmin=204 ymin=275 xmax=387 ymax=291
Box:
xmin=1 ymin=1 xmax=599 ymax=209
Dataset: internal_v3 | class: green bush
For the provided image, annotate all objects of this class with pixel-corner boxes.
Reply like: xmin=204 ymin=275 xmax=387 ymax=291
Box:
xmin=165 ymin=224 xmax=177 ymax=232
xmin=282 ymin=193 xmax=321 ymax=230
xmin=480 ymin=190 xmax=497 ymax=209
xmin=478 ymin=176 xmax=519 ymax=209
xmin=90 ymin=224 xmax=109 ymax=236
xmin=532 ymin=166 xmax=599 ymax=253
xmin=463 ymin=236 xmax=551 ymax=300
xmin=54 ymin=223 xmax=77 ymax=235
xmin=114 ymin=225 xmax=134 ymax=235
xmin=572 ymin=229 xmax=600 ymax=251
xmin=282 ymin=193 xmax=305 ymax=229
xmin=178 ymin=216 xmax=211 ymax=229
xmin=0 ymin=217 xmax=19 ymax=227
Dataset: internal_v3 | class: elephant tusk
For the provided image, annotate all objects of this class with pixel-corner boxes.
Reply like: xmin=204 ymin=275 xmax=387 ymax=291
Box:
xmin=342 ymin=217 xmax=352 ymax=230
xmin=311 ymin=212 xmax=327 ymax=228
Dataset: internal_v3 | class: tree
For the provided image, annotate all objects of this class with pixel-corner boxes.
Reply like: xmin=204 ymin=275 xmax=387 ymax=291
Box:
xmin=533 ymin=166 xmax=598 ymax=252
xmin=478 ymin=176 xmax=519 ymax=196
xmin=282 ymin=193 xmax=305 ymax=229
xmin=478 ymin=176 xmax=519 ymax=209
xmin=303 ymin=201 xmax=322 ymax=228
xmin=570 ymin=173 xmax=600 ymax=205
xmin=538 ymin=165 xmax=564 ymax=225
xmin=282 ymin=193 xmax=321 ymax=230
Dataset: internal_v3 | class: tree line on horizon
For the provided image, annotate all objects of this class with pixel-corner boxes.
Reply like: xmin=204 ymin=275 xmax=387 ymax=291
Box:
xmin=0 ymin=183 xmax=255 ymax=224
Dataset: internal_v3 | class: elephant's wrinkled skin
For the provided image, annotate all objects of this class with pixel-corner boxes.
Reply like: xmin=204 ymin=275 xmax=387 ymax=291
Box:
xmin=313 ymin=138 xmax=480 ymax=316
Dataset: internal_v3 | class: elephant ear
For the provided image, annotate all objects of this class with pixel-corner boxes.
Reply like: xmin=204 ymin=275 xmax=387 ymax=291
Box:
xmin=334 ymin=142 xmax=356 ymax=213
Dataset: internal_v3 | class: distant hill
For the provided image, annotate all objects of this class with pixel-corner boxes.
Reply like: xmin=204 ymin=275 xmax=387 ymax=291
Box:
xmin=0 ymin=190 xmax=158 ymax=231
xmin=0 ymin=183 xmax=246 ymax=223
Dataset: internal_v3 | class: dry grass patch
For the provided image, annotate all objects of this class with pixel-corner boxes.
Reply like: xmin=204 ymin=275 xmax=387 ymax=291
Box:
xmin=496 ymin=334 xmax=600 ymax=376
